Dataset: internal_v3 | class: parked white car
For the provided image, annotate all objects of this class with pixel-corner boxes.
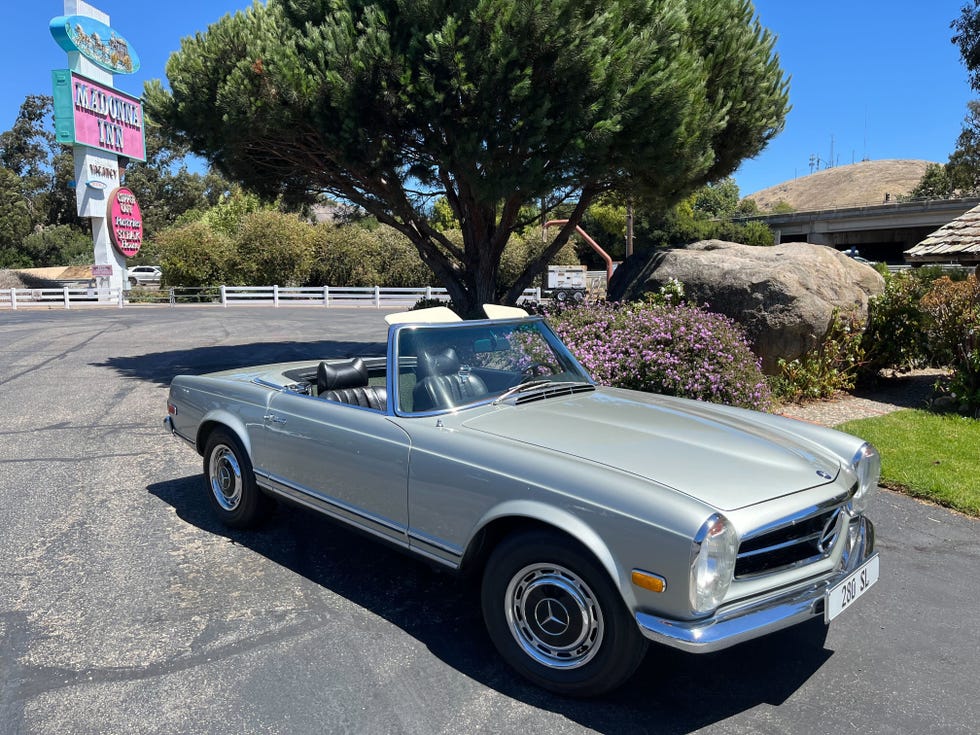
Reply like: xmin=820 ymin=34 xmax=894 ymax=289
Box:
xmin=127 ymin=265 xmax=162 ymax=287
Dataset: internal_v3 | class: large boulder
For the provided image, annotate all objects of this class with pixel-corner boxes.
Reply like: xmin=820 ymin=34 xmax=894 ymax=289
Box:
xmin=608 ymin=240 xmax=885 ymax=373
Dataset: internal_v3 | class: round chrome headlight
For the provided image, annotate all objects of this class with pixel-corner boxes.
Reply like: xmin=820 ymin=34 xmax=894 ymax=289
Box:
xmin=849 ymin=443 xmax=881 ymax=514
xmin=690 ymin=514 xmax=738 ymax=615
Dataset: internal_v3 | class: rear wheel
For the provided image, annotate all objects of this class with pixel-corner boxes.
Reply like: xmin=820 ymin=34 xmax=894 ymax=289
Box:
xmin=481 ymin=530 xmax=648 ymax=696
xmin=202 ymin=428 xmax=272 ymax=528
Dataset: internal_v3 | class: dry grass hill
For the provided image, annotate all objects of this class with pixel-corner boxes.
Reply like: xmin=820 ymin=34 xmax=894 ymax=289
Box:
xmin=745 ymin=159 xmax=933 ymax=212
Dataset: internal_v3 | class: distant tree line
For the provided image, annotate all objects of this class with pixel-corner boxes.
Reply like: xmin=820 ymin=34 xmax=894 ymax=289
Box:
xmin=0 ymin=90 xmax=774 ymax=287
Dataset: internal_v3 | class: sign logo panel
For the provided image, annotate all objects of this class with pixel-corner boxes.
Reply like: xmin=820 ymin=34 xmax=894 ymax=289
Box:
xmin=49 ymin=14 xmax=141 ymax=74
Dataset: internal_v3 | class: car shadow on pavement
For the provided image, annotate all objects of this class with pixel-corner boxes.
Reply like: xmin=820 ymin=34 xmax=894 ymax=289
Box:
xmin=148 ymin=475 xmax=833 ymax=733
xmin=94 ymin=339 xmax=388 ymax=385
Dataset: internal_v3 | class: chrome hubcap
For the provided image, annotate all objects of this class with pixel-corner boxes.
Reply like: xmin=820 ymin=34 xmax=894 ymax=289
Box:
xmin=209 ymin=445 xmax=242 ymax=511
xmin=505 ymin=563 xmax=604 ymax=669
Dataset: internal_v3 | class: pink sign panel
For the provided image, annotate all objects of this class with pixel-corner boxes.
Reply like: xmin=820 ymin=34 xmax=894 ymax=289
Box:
xmin=52 ymin=70 xmax=145 ymax=161
xmin=107 ymin=187 xmax=143 ymax=258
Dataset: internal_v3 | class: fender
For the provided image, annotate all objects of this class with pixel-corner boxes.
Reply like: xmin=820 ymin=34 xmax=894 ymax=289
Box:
xmin=196 ymin=408 xmax=255 ymax=457
xmin=469 ymin=499 xmax=639 ymax=611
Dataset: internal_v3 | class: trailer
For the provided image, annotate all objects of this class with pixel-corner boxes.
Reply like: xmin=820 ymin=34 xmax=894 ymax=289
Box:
xmin=546 ymin=265 xmax=587 ymax=302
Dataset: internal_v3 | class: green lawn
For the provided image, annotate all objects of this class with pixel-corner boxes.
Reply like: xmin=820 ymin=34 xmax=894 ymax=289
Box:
xmin=837 ymin=410 xmax=980 ymax=517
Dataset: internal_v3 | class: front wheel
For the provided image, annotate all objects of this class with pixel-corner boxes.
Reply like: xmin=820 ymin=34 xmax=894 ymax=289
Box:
xmin=202 ymin=428 xmax=272 ymax=528
xmin=481 ymin=530 xmax=648 ymax=696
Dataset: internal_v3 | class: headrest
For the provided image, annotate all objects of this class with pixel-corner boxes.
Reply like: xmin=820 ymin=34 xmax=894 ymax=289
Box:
xmin=417 ymin=347 xmax=461 ymax=378
xmin=318 ymin=357 xmax=369 ymax=392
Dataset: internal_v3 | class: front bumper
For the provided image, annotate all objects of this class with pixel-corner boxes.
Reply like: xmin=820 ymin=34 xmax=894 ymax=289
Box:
xmin=636 ymin=515 xmax=876 ymax=653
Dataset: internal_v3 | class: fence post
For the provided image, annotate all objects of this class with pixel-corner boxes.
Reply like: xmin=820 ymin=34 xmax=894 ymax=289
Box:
xmin=11 ymin=289 xmax=17 ymax=310
xmin=169 ymin=288 xmax=176 ymax=307
xmin=323 ymin=285 xmax=329 ymax=306
xmin=425 ymin=286 xmax=432 ymax=301
xmin=273 ymin=285 xmax=280 ymax=307
xmin=118 ymin=287 xmax=125 ymax=308
xmin=374 ymin=285 xmax=381 ymax=308
xmin=64 ymin=287 xmax=70 ymax=310
xmin=220 ymin=285 xmax=227 ymax=307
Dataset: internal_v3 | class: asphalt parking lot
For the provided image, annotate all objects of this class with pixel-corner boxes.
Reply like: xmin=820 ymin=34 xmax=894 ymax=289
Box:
xmin=0 ymin=306 xmax=977 ymax=734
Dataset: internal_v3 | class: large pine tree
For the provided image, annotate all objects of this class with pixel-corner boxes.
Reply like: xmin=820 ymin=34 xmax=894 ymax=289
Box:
xmin=146 ymin=0 xmax=788 ymax=315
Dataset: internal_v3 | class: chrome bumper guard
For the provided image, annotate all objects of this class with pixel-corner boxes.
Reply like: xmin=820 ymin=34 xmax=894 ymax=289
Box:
xmin=164 ymin=416 xmax=196 ymax=448
xmin=636 ymin=516 xmax=876 ymax=653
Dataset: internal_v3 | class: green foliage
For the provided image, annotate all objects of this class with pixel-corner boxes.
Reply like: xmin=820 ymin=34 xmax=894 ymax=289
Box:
xmin=837 ymin=410 xmax=980 ymax=516
xmin=153 ymin=220 xmax=235 ymax=287
xmin=231 ymin=210 xmax=315 ymax=286
xmin=19 ymin=225 xmax=91 ymax=267
xmin=770 ymin=310 xmax=866 ymax=401
xmin=769 ymin=200 xmax=795 ymax=214
xmin=146 ymin=0 xmax=788 ymax=315
xmin=952 ymin=3 xmax=980 ymax=92
xmin=634 ymin=178 xmax=775 ymax=249
xmin=906 ymin=162 xmax=953 ymax=200
xmin=0 ymin=168 xmax=32 ymax=262
xmin=859 ymin=271 xmax=930 ymax=379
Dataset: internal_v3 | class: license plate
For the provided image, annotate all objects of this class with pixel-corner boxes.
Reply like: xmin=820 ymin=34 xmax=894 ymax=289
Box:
xmin=825 ymin=555 xmax=879 ymax=623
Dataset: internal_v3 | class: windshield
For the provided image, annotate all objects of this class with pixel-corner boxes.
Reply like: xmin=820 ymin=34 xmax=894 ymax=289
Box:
xmin=394 ymin=318 xmax=593 ymax=414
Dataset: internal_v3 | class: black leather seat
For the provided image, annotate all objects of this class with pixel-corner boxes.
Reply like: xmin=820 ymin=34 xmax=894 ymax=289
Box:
xmin=412 ymin=347 xmax=487 ymax=411
xmin=317 ymin=358 xmax=387 ymax=411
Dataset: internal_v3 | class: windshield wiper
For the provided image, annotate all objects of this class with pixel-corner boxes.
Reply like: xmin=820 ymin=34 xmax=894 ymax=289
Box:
xmin=492 ymin=380 xmax=593 ymax=405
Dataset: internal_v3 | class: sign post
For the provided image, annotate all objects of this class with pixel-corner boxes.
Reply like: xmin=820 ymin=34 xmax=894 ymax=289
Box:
xmin=50 ymin=1 xmax=144 ymax=297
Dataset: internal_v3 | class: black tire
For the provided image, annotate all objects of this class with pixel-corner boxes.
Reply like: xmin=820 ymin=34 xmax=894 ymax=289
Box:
xmin=202 ymin=428 xmax=272 ymax=528
xmin=555 ymin=290 xmax=568 ymax=302
xmin=481 ymin=530 xmax=648 ymax=696
xmin=572 ymin=290 xmax=585 ymax=303
xmin=128 ymin=277 xmax=138 ymax=287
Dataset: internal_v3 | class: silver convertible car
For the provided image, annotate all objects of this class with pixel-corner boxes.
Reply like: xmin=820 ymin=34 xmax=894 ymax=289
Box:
xmin=165 ymin=306 xmax=880 ymax=696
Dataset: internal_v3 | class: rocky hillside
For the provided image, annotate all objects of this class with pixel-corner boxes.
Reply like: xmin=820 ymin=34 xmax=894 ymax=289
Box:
xmin=745 ymin=159 xmax=933 ymax=212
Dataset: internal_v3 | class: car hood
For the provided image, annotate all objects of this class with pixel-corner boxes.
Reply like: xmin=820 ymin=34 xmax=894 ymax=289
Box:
xmin=460 ymin=388 xmax=841 ymax=511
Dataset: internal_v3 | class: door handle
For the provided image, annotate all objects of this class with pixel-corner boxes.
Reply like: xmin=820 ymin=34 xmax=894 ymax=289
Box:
xmin=264 ymin=414 xmax=287 ymax=424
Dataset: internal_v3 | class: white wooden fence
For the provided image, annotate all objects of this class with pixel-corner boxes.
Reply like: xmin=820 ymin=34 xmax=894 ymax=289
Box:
xmin=0 ymin=284 xmax=542 ymax=310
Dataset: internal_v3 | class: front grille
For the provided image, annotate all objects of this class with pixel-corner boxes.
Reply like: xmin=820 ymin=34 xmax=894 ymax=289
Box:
xmin=735 ymin=505 xmax=844 ymax=578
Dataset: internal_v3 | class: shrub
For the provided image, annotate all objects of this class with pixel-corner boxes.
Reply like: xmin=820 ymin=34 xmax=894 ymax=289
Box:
xmin=920 ymin=275 xmax=980 ymax=365
xmin=770 ymin=310 xmax=866 ymax=401
xmin=231 ymin=210 xmax=314 ymax=286
xmin=859 ymin=270 xmax=929 ymax=380
xmin=544 ymin=300 xmax=771 ymax=410
xmin=153 ymin=220 xmax=235 ymax=287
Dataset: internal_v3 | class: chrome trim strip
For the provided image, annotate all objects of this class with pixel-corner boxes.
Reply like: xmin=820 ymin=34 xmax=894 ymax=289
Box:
xmin=737 ymin=531 xmax=825 ymax=559
xmin=739 ymin=493 xmax=850 ymax=542
xmin=407 ymin=529 xmax=464 ymax=565
xmin=636 ymin=517 xmax=876 ymax=653
xmin=256 ymin=472 xmax=407 ymax=539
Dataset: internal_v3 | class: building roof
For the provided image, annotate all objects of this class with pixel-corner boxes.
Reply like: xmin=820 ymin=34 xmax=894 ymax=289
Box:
xmin=905 ymin=203 xmax=980 ymax=263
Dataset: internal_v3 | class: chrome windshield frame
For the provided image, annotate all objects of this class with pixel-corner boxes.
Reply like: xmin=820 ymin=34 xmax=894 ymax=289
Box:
xmin=386 ymin=315 xmax=594 ymax=418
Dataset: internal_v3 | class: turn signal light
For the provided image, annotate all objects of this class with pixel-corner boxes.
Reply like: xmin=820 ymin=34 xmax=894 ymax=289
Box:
xmin=631 ymin=570 xmax=666 ymax=593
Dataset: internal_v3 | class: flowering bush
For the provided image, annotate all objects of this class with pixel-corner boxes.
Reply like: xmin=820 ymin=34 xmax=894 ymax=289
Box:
xmin=543 ymin=301 xmax=771 ymax=411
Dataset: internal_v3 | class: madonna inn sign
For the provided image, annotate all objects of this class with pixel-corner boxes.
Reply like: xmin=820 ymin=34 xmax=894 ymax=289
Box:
xmin=49 ymin=1 xmax=144 ymax=295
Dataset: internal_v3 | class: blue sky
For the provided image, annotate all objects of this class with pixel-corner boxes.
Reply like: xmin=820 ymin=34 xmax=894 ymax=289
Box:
xmin=2 ymin=1 xmax=975 ymax=197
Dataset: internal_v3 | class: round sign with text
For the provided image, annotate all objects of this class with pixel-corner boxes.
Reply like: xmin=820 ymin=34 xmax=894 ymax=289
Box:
xmin=107 ymin=187 xmax=143 ymax=258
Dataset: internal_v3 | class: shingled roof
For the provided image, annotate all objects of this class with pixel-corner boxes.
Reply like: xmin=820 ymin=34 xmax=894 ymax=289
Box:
xmin=906 ymin=203 xmax=980 ymax=263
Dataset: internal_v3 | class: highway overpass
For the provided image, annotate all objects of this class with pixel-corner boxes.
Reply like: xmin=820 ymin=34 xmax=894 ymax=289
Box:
xmin=737 ymin=197 xmax=980 ymax=263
